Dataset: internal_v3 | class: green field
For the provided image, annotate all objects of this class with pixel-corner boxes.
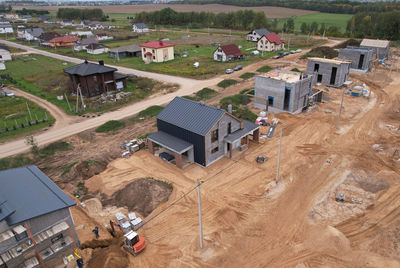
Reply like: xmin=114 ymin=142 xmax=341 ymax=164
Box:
xmin=278 ymin=13 xmax=352 ymax=33
xmin=0 ymin=96 xmax=54 ymax=142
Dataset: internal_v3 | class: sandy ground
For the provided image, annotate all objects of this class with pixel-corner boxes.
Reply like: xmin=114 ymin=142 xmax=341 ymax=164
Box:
xmin=14 ymin=4 xmax=316 ymax=19
xmin=70 ymin=58 xmax=400 ymax=267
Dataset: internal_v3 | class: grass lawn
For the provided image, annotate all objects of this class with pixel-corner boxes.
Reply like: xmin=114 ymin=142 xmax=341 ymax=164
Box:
xmin=0 ymin=96 xmax=55 ymax=142
xmin=277 ymin=13 xmax=352 ymax=33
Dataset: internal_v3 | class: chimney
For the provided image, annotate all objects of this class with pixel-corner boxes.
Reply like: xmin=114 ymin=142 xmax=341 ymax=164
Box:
xmin=228 ymin=104 xmax=232 ymax=114
xmin=99 ymin=60 xmax=104 ymax=66
xmin=84 ymin=59 xmax=88 ymax=64
xmin=159 ymin=40 xmax=163 ymax=46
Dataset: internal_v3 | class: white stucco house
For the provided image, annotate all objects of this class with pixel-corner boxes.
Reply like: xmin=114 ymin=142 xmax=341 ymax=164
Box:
xmin=132 ymin=23 xmax=149 ymax=33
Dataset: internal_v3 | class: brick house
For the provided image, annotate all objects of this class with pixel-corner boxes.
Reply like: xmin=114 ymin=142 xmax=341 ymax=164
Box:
xmin=213 ymin=44 xmax=244 ymax=62
xmin=140 ymin=41 xmax=174 ymax=63
xmin=257 ymin=33 xmax=284 ymax=52
xmin=49 ymin=35 xmax=80 ymax=48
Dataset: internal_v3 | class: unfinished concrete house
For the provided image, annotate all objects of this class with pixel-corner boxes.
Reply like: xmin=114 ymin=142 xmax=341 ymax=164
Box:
xmin=254 ymin=69 xmax=313 ymax=114
xmin=360 ymin=39 xmax=390 ymax=60
xmin=0 ymin=166 xmax=79 ymax=268
xmin=147 ymin=97 xmax=260 ymax=169
xmin=338 ymin=46 xmax=374 ymax=72
xmin=306 ymin=57 xmax=351 ymax=87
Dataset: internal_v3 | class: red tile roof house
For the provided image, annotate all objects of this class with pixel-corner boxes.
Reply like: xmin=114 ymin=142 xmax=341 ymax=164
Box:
xmin=49 ymin=35 xmax=80 ymax=49
xmin=140 ymin=40 xmax=174 ymax=63
xmin=257 ymin=33 xmax=284 ymax=52
xmin=213 ymin=44 xmax=244 ymax=62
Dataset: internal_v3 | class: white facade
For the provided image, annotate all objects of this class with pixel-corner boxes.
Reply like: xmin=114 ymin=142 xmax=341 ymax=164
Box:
xmin=0 ymin=25 xmax=13 ymax=34
xmin=0 ymin=49 xmax=12 ymax=61
xmin=257 ymin=36 xmax=284 ymax=52
xmin=96 ymin=35 xmax=113 ymax=41
xmin=70 ymin=31 xmax=93 ymax=37
xmin=213 ymin=47 xmax=227 ymax=62
xmin=132 ymin=24 xmax=149 ymax=33
xmin=87 ymin=46 xmax=109 ymax=55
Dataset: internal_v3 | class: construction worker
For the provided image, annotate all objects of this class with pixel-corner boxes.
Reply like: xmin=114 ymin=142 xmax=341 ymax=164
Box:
xmin=76 ymin=257 xmax=84 ymax=268
xmin=92 ymin=226 xmax=99 ymax=239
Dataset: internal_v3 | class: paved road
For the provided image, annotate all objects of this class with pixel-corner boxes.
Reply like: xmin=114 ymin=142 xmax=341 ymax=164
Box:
xmin=0 ymin=39 xmax=222 ymax=158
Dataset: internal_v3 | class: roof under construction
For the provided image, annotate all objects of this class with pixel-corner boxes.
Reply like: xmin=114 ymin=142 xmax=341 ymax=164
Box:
xmin=259 ymin=69 xmax=306 ymax=83
xmin=308 ymin=57 xmax=352 ymax=65
xmin=360 ymin=39 xmax=390 ymax=48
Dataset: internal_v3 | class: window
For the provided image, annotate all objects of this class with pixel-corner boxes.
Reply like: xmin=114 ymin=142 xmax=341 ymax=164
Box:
xmin=268 ymin=96 xmax=274 ymax=106
xmin=211 ymin=129 xmax=218 ymax=143
xmin=153 ymin=56 xmax=155 ymax=60
xmin=152 ymin=49 xmax=155 ymax=53
xmin=260 ymin=40 xmax=263 ymax=44
xmin=51 ymin=234 xmax=63 ymax=244
xmin=314 ymin=63 xmax=319 ymax=72
xmin=14 ymin=231 xmax=28 ymax=241
xmin=211 ymin=147 xmax=219 ymax=154
xmin=227 ymin=122 xmax=231 ymax=134
xmin=143 ymin=48 xmax=146 ymax=52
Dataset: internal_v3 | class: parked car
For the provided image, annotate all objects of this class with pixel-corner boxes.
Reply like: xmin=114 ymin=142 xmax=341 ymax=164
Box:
xmin=251 ymin=50 xmax=259 ymax=55
xmin=272 ymin=55 xmax=280 ymax=59
xmin=234 ymin=65 xmax=242 ymax=71
xmin=159 ymin=152 xmax=175 ymax=162
xmin=290 ymin=50 xmax=296 ymax=54
xmin=295 ymin=49 xmax=302 ymax=53
xmin=226 ymin=68 xmax=234 ymax=74
xmin=283 ymin=52 xmax=289 ymax=56
xmin=5 ymin=91 xmax=14 ymax=97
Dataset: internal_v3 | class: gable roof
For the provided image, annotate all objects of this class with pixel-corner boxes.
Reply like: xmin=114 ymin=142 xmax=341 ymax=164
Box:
xmin=360 ymin=39 xmax=390 ymax=48
xmin=219 ymin=44 xmax=243 ymax=56
xmin=134 ymin=23 xmax=148 ymax=29
xmin=50 ymin=35 xmax=80 ymax=43
xmin=76 ymin=37 xmax=98 ymax=46
xmin=26 ymin=27 xmax=44 ymax=38
xmin=157 ymin=97 xmax=226 ymax=136
xmin=253 ymin=28 xmax=270 ymax=36
xmin=87 ymin=43 xmax=106 ymax=50
xmin=0 ymin=24 xmax=12 ymax=28
xmin=110 ymin=44 xmax=141 ymax=53
xmin=64 ymin=60 xmax=116 ymax=76
xmin=263 ymin=33 xmax=283 ymax=45
xmin=0 ymin=165 xmax=76 ymax=225
xmin=140 ymin=40 xmax=174 ymax=49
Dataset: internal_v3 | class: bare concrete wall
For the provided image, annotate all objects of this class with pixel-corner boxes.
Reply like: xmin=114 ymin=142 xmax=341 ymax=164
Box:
xmin=360 ymin=44 xmax=389 ymax=60
xmin=306 ymin=59 xmax=350 ymax=87
xmin=205 ymin=113 xmax=240 ymax=166
xmin=338 ymin=47 xmax=374 ymax=71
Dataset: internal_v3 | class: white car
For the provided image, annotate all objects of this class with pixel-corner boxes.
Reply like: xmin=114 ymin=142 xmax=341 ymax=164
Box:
xmin=5 ymin=91 xmax=14 ymax=97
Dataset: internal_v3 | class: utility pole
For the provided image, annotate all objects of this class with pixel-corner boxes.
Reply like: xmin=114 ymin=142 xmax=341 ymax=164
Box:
xmin=26 ymin=102 xmax=32 ymax=121
xmin=197 ymin=181 xmax=203 ymax=249
xmin=275 ymin=127 xmax=283 ymax=184
xmin=337 ymin=87 xmax=346 ymax=129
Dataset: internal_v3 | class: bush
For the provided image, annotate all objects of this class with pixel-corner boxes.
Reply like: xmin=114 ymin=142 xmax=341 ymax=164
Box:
xmin=256 ymin=65 xmax=272 ymax=72
xmin=138 ymin=105 xmax=164 ymax=118
xmin=240 ymin=72 xmax=255 ymax=80
xmin=96 ymin=120 xmax=125 ymax=133
xmin=220 ymin=94 xmax=243 ymax=108
xmin=301 ymin=46 xmax=338 ymax=59
xmin=291 ymin=68 xmax=301 ymax=72
xmin=39 ymin=141 xmax=71 ymax=158
xmin=236 ymin=107 xmax=257 ymax=122
xmin=217 ymin=79 xmax=238 ymax=88
xmin=195 ymin=88 xmax=218 ymax=100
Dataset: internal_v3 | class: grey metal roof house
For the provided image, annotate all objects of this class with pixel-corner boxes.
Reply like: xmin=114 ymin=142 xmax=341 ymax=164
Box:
xmin=247 ymin=28 xmax=270 ymax=42
xmin=306 ymin=57 xmax=351 ymax=88
xmin=109 ymin=44 xmax=142 ymax=58
xmin=338 ymin=46 xmax=374 ymax=72
xmin=360 ymin=39 xmax=390 ymax=60
xmin=132 ymin=23 xmax=149 ymax=33
xmin=0 ymin=166 xmax=79 ymax=267
xmin=147 ymin=97 xmax=260 ymax=169
xmin=254 ymin=69 xmax=314 ymax=114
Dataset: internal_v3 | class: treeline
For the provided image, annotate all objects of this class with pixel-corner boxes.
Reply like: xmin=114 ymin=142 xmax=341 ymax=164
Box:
xmin=57 ymin=8 xmax=104 ymax=20
xmin=0 ymin=4 xmax=12 ymax=13
xmin=346 ymin=11 xmax=400 ymax=40
xmin=177 ymin=0 xmax=400 ymax=14
xmin=16 ymin=8 xmax=49 ymax=16
xmin=134 ymin=8 xmax=268 ymax=30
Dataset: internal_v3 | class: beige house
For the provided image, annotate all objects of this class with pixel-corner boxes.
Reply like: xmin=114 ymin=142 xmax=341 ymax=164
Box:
xmin=257 ymin=33 xmax=284 ymax=52
xmin=140 ymin=41 xmax=174 ymax=63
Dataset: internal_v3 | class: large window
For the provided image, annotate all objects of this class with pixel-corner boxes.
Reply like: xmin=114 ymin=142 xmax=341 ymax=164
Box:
xmin=211 ymin=147 xmax=219 ymax=154
xmin=211 ymin=129 xmax=218 ymax=143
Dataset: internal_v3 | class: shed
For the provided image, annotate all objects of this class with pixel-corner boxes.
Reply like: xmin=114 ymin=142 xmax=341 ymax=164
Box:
xmin=360 ymin=39 xmax=390 ymax=60
xmin=109 ymin=44 xmax=142 ymax=58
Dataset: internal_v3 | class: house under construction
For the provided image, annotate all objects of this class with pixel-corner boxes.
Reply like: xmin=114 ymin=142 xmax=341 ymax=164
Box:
xmin=338 ymin=46 xmax=374 ymax=72
xmin=306 ymin=57 xmax=351 ymax=88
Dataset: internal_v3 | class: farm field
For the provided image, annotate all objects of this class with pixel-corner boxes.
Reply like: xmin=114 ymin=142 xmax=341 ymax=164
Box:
xmin=0 ymin=95 xmax=54 ymax=142
xmin=278 ymin=13 xmax=352 ymax=32
xmin=14 ymin=4 xmax=316 ymax=19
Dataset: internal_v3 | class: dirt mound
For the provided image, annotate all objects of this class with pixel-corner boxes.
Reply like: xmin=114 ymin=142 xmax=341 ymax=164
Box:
xmin=334 ymin=38 xmax=361 ymax=49
xmin=102 ymin=178 xmax=173 ymax=217
xmin=304 ymin=225 xmax=350 ymax=254
xmin=303 ymin=46 xmax=338 ymax=59
xmin=59 ymin=160 xmax=108 ymax=183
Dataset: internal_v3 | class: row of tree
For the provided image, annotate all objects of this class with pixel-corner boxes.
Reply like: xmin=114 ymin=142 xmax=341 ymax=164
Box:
xmin=56 ymin=8 xmax=104 ymax=20
xmin=133 ymin=8 xmax=268 ymax=30
xmin=179 ymin=0 xmax=400 ymax=14
xmin=15 ymin=8 xmax=49 ymax=16
xmin=0 ymin=4 xmax=12 ymax=13
xmin=346 ymin=11 xmax=400 ymax=40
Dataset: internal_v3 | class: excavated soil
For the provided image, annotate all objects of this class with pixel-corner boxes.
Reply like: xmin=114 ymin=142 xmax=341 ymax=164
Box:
xmin=102 ymin=178 xmax=173 ymax=217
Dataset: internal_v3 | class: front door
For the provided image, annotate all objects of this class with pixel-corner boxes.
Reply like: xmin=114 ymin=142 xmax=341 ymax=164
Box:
xmin=358 ymin=54 xmax=365 ymax=69
xmin=330 ymin=67 xmax=337 ymax=85
xmin=284 ymin=87 xmax=291 ymax=111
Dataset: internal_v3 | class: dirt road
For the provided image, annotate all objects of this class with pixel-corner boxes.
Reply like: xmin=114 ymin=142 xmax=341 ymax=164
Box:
xmin=0 ymin=38 xmax=340 ymax=158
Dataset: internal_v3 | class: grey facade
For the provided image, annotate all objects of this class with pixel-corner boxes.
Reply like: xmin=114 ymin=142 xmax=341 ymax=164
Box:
xmin=338 ymin=46 xmax=374 ymax=71
xmin=148 ymin=97 xmax=259 ymax=169
xmin=0 ymin=166 xmax=79 ymax=268
xmin=306 ymin=57 xmax=351 ymax=88
xmin=254 ymin=69 xmax=313 ymax=114
xmin=360 ymin=39 xmax=390 ymax=60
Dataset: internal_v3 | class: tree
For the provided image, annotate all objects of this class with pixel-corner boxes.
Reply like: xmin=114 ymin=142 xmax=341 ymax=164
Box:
xmin=310 ymin=21 xmax=318 ymax=33
xmin=300 ymin=22 xmax=308 ymax=33
xmin=286 ymin=18 xmax=295 ymax=33
xmin=252 ymin=11 xmax=268 ymax=29
xmin=319 ymin=23 xmax=326 ymax=35
xmin=25 ymin=135 xmax=39 ymax=156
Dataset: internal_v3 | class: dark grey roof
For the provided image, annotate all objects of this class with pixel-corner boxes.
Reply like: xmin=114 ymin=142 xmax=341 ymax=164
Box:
xmin=0 ymin=24 xmax=12 ymax=28
xmin=76 ymin=37 xmax=98 ymax=46
xmin=0 ymin=166 xmax=76 ymax=225
xmin=0 ymin=45 xmax=9 ymax=52
xmin=0 ymin=199 xmax=15 ymax=222
xmin=64 ymin=61 xmax=117 ymax=76
xmin=224 ymin=120 xmax=259 ymax=143
xmin=26 ymin=27 xmax=44 ymax=38
xmin=114 ymin=73 xmax=127 ymax=80
xmin=254 ymin=28 xmax=270 ymax=36
xmin=157 ymin=97 xmax=225 ymax=136
xmin=148 ymin=131 xmax=193 ymax=154
xmin=110 ymin=44 xmax=141 ymax=53
xmin=134 ymin=23 xmax=148 ymax=29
